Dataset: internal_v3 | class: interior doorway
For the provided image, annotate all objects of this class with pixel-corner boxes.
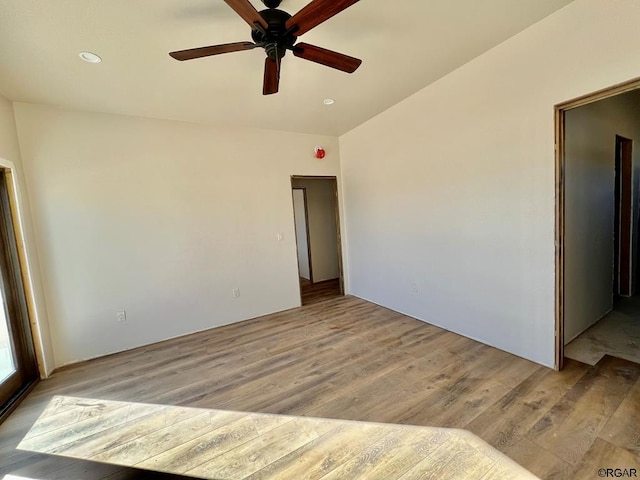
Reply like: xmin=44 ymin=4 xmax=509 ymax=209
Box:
xmin=556 ymin=77 xmax=640 ymax=370
xmin=291 ymin=176 xmax=344 ymax=305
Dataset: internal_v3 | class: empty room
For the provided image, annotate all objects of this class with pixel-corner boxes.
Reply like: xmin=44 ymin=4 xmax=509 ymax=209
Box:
xmin=0 ymin=1 xmax=639 ymax=479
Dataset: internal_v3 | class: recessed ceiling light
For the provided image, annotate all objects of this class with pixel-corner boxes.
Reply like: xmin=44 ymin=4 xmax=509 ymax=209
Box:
xmin=323 ymin=98 xmax=335 ymax=105
xmin=79 ymin=51 xmax=102 ymax=63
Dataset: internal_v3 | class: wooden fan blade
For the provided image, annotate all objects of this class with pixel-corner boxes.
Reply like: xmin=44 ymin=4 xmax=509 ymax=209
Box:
xmin=263 ymin=57 xmax=279 ymax=95
xmin=169 ymin=42 xmax=257 ymax=61
xmin=223 ymin=0 xmax=269 ymax=30
xmin=286 ymin=0 xmax=360 ymax=36
xmin=293 ymin=43 xmax=361 ymax=73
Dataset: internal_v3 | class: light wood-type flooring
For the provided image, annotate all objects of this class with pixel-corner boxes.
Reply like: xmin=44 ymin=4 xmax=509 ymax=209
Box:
xmin=300 ymin=278 xmax=341 ymax=305
xmin=1 ymin=295 xmax=639 ymax=479
xmin=16 ymin=396 xmax=537 ymax=479
xmin=565 ymin=295 xmax=640 ymax=365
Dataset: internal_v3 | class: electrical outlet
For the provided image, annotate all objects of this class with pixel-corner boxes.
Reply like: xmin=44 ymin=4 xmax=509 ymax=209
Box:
xmin=410 ymin=282 xmax=419 ymax=294
xmin=276 ymin=232 xmax=284 ymax=242
xmin=232 ymin=288 xmax=240 ymax=298
xmin=116 ymin=310 xmax=127 ymax=322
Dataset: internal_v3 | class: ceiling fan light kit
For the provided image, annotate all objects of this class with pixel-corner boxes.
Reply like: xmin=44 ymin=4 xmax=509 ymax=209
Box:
xmin=169 ymin=0 xmax=362 ymax=95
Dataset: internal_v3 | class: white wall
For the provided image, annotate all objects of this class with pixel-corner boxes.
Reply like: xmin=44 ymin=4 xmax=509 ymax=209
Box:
xmin=564 ymin=91 xmax=640 ymax=343
xmin=13 ymin=104 xmax=340 ymax=367
xmin=0 ymin=97 xmax=21 ymax=164
xmin=0 ymin=95 xmax=53 ymax=375
xmin=292 ymin=188 xmax=311 ymax=280
xmin=339 ymin=0 xmax=640 ymax=367
xmin=291 ymin=178 xmax=340 ymax=282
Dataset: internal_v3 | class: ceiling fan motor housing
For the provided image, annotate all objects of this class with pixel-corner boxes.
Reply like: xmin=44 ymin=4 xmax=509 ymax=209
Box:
xmin=251 ymin=9 xmax=297 ymax=60
xmin=261 ymin=0 xmax=282 ymax=8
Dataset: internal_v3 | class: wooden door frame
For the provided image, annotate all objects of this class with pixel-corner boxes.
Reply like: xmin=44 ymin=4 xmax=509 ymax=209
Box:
xmin=291 ymin=186 xmax=314 ymax=283
xmin=555 ymin=76 xmax=640 ymax=371
xmin=0 ymin=169 xmax=38 ymax=422
xmin=614 ymin=136 xmax=634 ymax=297
xmin=290 ymin=175 xmax=345 ymax=296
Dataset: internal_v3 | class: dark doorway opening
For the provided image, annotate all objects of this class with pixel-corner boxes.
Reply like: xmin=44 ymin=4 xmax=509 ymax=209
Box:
xmin=613 ymin=135 xmax=633 ymax=297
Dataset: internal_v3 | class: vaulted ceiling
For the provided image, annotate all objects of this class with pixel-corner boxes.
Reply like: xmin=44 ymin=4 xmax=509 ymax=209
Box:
xmin=0 ymin=1 xmax=573 ymax=136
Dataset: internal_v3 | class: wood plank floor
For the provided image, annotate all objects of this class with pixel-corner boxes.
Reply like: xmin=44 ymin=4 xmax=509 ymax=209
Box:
xmin=300 ymin=278 xmax=341 ymax=305
xmin=1 ymin=295 xmax=639 ymax=479
xmin=17 ymin=396 xmax=537 ymax=479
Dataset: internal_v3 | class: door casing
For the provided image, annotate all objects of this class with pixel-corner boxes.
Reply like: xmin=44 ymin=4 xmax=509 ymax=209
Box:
xmin=290 ymin=175 xmax=345 ymax=300
xmin=0 ymin=169 xmax=38 ymax=421
xmin=555 ymin=75 xmax=640 ymax=370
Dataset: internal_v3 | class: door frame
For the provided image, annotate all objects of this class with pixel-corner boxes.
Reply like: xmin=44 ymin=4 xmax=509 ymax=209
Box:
xmin=613 ymin=135 xmax=633 ymax=297
xmin=292 ymin=186 xmax=314 ymax=283
xmin=290 ymin=175 xmax=345 ymax=296
xmin=0 ymin=167 xmax=39 ymax=422
xmin=0 ymin=170 xmax=37 ymax=397
xmin=555 ymin=75 xmax=640 ymax=370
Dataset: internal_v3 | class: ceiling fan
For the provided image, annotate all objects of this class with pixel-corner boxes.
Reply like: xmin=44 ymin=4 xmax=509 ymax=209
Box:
xmin=169 ymin=0 xmax=362 ymax=95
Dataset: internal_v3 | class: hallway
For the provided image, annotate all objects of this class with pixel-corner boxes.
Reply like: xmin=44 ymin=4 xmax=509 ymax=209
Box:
xmin=565 ymin=295 xmax=640 ymax=366
xmin=300 ymin=277 xmax=341 ymax=305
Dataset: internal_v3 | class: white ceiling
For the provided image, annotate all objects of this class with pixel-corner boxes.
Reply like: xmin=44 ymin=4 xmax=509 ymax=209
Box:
xmin=0 ymin=1 xmax=574 ymax=136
